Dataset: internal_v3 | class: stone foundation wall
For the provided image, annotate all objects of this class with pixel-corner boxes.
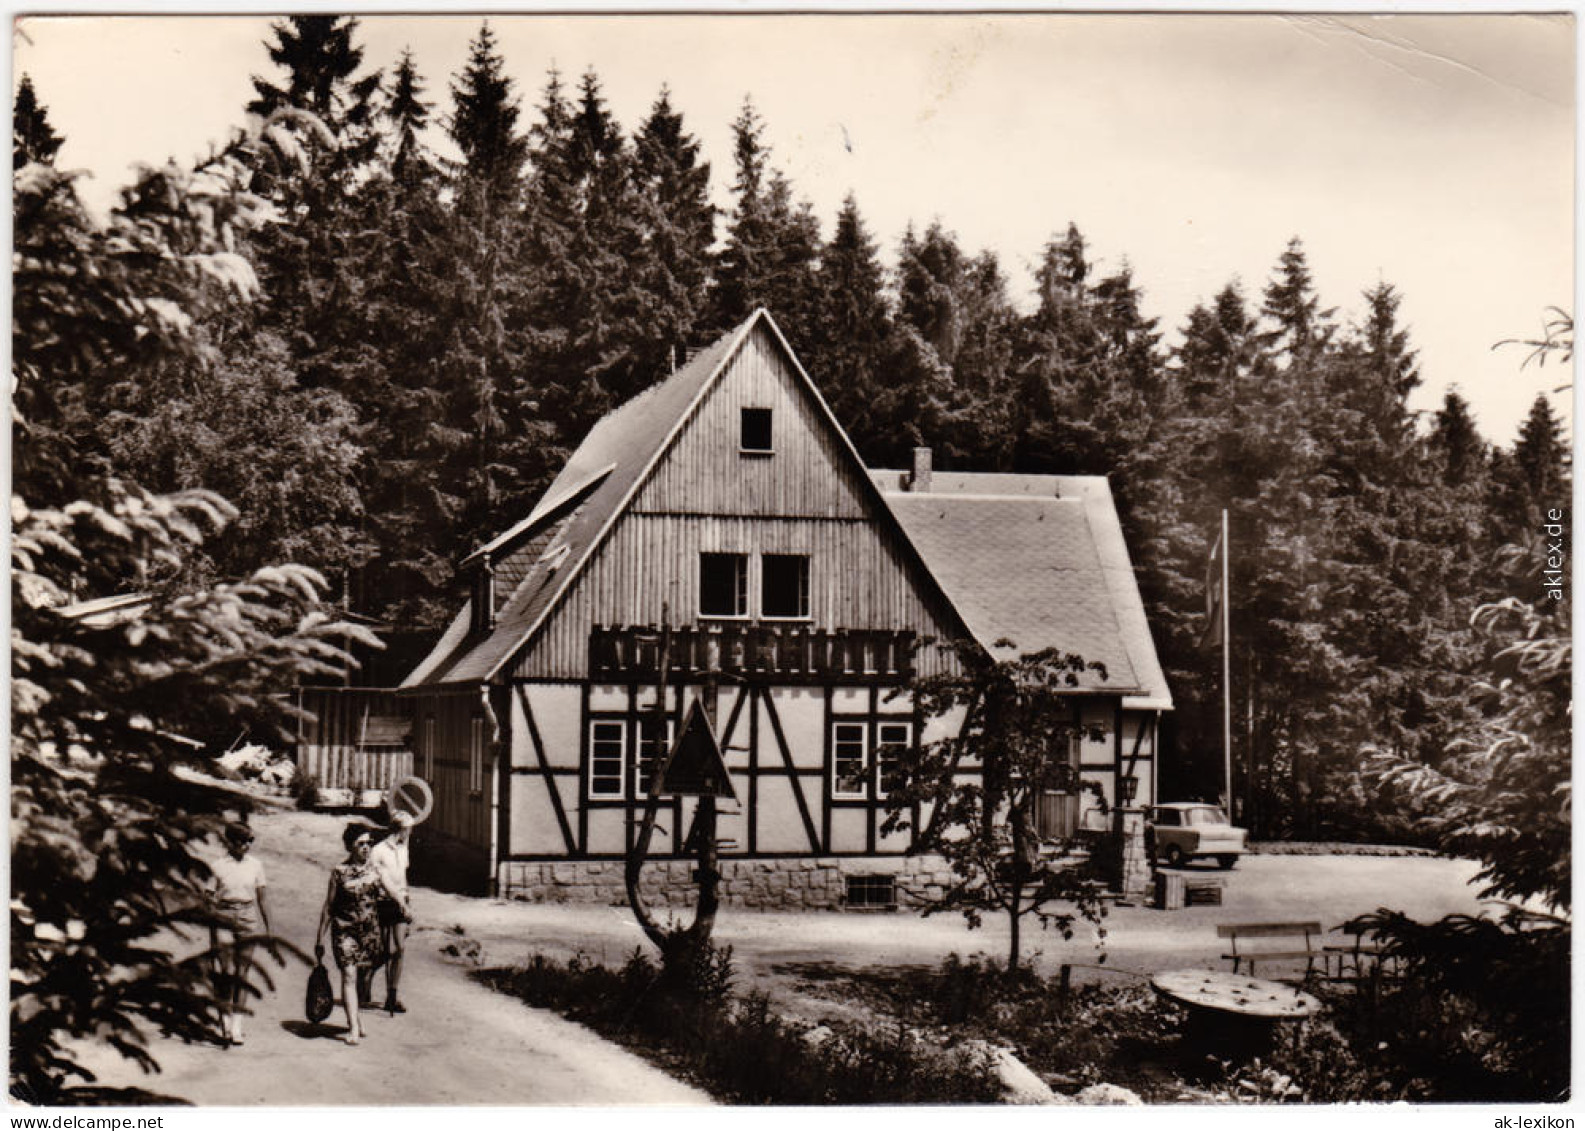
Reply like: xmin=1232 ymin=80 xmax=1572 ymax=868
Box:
xmin=497 ymin=855 xmax=960 ymax=910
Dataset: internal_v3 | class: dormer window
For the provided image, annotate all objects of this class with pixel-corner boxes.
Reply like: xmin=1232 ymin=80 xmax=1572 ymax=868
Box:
xmin=740 ymin=407 xmax=773 ymax=455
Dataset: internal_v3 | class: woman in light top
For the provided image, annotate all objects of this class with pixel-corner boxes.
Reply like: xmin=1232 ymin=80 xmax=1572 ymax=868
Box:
xmin=208 ymin=821 xmax=270 ymax=1047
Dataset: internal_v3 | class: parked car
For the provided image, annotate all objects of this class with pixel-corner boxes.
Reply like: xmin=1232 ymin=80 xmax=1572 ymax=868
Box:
xmin=1145 ymin=802 xmax=1247 ymax=869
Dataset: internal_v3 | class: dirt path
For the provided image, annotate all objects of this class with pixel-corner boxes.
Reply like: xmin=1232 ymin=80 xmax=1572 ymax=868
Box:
xmin=67 ymin=801 xmax=1503 ymax=1105
xmin=68 ymin=806 xmax=710 ymax=1106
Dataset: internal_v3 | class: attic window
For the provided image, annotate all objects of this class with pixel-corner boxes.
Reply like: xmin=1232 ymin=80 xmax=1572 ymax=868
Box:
xmin=740 ymin=408 xmax=773 ymax=455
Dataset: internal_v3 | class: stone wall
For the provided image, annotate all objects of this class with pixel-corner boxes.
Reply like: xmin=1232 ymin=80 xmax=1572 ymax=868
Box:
xmin=497 ymin=855 xmax=962 ymax=910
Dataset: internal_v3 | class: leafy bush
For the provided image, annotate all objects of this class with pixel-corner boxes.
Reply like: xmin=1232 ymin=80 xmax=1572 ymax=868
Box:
xmin=1321 ymin=910 xmax=1570 ymax=1102
xmin=290 ymin=768 xmax=322 ymax=810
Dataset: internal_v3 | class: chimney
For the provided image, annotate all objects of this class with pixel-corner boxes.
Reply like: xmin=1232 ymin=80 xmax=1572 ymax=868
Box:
xmin=910 ymin=446 xmax=933 ymax=493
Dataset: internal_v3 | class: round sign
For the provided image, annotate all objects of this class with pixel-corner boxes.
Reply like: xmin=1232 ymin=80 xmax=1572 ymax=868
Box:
xmin=386 ymin=776 xmax=433 ymax=826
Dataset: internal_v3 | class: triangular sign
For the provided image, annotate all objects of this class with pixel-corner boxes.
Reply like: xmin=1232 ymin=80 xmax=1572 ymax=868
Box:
xmin=656 ymin=698 xmax=737 ymax=800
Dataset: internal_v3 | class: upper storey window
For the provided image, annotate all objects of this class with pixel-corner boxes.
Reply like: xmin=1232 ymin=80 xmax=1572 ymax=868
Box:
xmin=740 ymin=407 xmax=773 ymax=455
xmin=761 ymin=554 xmax=810 ymax=620
xmin=699 ymin=552 xmax=749 ymax=618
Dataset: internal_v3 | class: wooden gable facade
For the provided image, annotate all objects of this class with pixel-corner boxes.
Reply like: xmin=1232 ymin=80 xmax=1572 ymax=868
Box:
xmin=402 ymin=311 xmax=1169 ymax=903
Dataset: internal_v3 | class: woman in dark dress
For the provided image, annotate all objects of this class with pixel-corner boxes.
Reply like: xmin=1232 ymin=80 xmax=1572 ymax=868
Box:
xmin=315 ymin=823 xmax=391 ymax=1045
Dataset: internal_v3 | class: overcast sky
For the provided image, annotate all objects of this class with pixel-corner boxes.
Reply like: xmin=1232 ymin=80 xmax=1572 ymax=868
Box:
xmin=12 ymin=9 xmax=1575 ymax=443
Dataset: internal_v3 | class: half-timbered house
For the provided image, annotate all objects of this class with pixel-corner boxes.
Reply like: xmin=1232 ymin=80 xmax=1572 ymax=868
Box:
xmin=400 ymin=309 xmax=1171 ymax=905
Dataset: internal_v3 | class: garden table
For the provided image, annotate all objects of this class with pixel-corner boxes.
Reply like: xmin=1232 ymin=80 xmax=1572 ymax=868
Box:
xmin=1151 ymin=968 xmax=1321 ymax=1063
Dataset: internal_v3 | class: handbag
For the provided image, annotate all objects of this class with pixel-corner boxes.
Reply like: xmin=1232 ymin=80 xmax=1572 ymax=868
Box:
xmin=305 ymin=944 xmax=334 ymax=1024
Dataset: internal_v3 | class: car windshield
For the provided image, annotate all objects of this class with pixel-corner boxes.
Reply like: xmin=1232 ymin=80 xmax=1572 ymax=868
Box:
xmin=1183 ymin=807 xmax=1228 ymax=826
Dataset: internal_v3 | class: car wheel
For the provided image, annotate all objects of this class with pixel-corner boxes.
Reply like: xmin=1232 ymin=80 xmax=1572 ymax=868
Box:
xmin=1164 ymin=845 xmax=1186 ymax=868
xmin=1217 ymin=855 xmax=1238 ymax=870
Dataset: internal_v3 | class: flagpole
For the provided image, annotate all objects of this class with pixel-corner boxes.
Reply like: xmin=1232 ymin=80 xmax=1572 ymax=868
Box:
xmin=1220 ymin=508 xmax=1232 ymax=823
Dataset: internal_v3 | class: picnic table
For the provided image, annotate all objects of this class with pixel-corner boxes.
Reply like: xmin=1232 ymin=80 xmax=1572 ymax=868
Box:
xmin=1152 ymin=968 xmax=1322 ymax=1062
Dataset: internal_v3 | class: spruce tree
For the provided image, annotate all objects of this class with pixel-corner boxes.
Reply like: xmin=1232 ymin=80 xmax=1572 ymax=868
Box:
xmin=450 ymin=23 xmax=530 ymax=207
xmin=442 ymin=24 xmax=547 ymax=554
xmin=554 ymin=69 xmax=657 ymax=409
xmin=13 ymin=74 xmax=62 ymax=169
xmin=1431 ymin=389 xmax=1487 ymax=487
xmin=1512 ymin=394 xmax=1570 ymax=502
xmin=632 ymin=86 xmax=716 ymax=377
xmin=711 ymin=97 xmax=821 ymax=346
xmin=383 ymin=48 xmax=436 ymax=187
xmin=338 ymin=49 xmax=466 ymax=630
xmin=1009 ymin=225 xmax=1164 ymax=483
xmin=806 ymin=193 xmax=893 ymax=457
xmin=1260 ymin=236 xmax=1335 ymax=365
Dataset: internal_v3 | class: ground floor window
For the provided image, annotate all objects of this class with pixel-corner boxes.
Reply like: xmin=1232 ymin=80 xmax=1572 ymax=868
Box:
xmin=589 ymin=720 xmax=626 ymax=798
xmin=832 ymin=721 xmax=868 ymax=798
xmin=588 ymin=713 xmax=678 ymax=800
xmin=832 ymin=717 xmax=914 ymax=800
xmin=636 ymin=715 xmax=676 ymax=797
xmin=875 ymin=721 xmax=912 ymax=798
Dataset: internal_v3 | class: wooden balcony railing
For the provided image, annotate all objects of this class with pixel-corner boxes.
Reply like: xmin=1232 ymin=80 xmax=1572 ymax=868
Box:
xmin=589 ymin=624 xmax=915 ymax=684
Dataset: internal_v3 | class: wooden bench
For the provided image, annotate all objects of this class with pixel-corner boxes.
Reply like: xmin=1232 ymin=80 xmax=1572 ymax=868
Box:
xmin=1217 ymin=921 xmax=1323 ymax=979
xmin=1322 ymin=925 xmax=1405 ymax=986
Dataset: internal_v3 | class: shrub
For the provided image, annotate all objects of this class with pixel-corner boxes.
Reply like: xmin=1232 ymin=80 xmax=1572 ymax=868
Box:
xmin=1322 ymin=910 xmax=1570 ymax=1102
xmin=478 ymin=950 xmax=999 ymax=1104
xmin=290 ymin=769 xmax=321 ymax=810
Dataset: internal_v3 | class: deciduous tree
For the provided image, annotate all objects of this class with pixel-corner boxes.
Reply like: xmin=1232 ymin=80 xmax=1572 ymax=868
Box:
xmin=882 ymin=644 xmax=1111 ymax=973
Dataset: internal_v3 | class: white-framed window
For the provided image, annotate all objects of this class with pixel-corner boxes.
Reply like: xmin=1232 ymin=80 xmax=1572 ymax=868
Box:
xmin=588 ymin=719 xmax=626 ymax=799
xmin=761 ymin=554 xmax=810 ymax=620
xmin=423 ymin=717 xmax=436 ymax=780
xmin=699 ymin=552 xmax=749 ymax=618
xmin=635 ymin=715 xmax=676 ymax=797
xmin=875 ymin=721 xmax=912 ymax=799
xmin=832 ymin=721 xmax=868 ymax=798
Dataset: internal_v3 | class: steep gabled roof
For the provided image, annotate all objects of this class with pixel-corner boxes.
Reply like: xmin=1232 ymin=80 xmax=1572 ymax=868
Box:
xmin=403 ymin=315 xmax=756 ymax=689
xmin=405 ymin=310 xmax=973 ymax=689
xmin=869 ymin=470 xmax=1173 ymax=710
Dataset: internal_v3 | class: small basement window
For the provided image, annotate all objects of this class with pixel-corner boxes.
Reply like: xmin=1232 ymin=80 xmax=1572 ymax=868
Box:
xmin=845 ymin=874 xmax=898 ymax=911
xmin=740 ymin=407 xmax=773 ymax=454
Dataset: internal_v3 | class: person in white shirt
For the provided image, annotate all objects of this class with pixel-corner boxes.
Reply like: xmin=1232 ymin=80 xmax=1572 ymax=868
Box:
xmin=369 ymin=811 xmax=413 ymax=1015
xmin=208 ymin=822 xmax=270 ymax=1047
